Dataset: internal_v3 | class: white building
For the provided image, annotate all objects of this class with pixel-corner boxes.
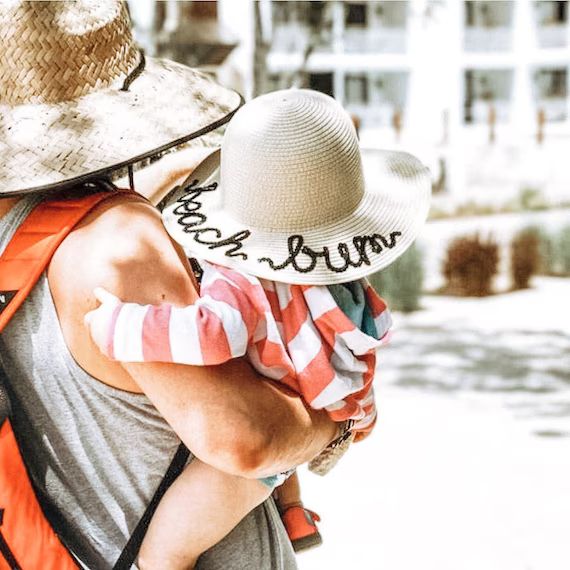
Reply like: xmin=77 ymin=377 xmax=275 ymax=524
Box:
xmin=128 ymin=1 xmax=570 ymax=210
xmin=256 ymin=0 xmax=570 ymax=210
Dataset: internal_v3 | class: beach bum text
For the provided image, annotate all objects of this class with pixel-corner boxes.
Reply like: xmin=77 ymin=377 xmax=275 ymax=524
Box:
xmin=174 ymin=180 xmax=402 ymax=274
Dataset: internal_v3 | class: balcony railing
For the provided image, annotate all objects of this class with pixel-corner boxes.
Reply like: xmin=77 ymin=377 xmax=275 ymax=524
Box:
xmin=536 ymin=24 xmax=568 ymax=48
xmin=272 ymin=23 xmax=332 ymax=53
xmin=344 ymin=103 xmax=400 ymax=128
xmin=465 ymin=99 xmax=510 ymax=123
xmin=464 ymin=27 xmax=513 ymax=52
xmin=271 ymin=23 xmax=406 ymax=54
xmin=343 ymin=27 xmax=407 ymax=53
xmin=537 ymin=97 xmax=568 ymax=121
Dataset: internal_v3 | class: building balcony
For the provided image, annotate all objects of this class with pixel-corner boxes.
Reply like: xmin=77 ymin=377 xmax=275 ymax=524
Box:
xmin=464 ymin=99 xmax=511 ymax=124
xmin=343 ymin=27 xmax=407 ymax=53
xmin=533 ymin=0 xmax=568 ymax=48
xmin=464 ymin=27 xmax=513 ymax=52
xmin=536 ymin=97 xmax=568 ymax=121
xmin=271 ymin=23 xmax=332 ymax=54
xmin=536 ymin=24 xmax=568 ymax=49
xmin=344 ymin=103 xmax=400 ymax=129
xmin=270 ymin=22 xmax=406 ymax=55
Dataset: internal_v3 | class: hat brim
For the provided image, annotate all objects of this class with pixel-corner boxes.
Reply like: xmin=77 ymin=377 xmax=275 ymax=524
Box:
xmin=0 ymin=56 xmax=242 ymax=195
xmin=162 ymin=149 xmax=431 ymax=285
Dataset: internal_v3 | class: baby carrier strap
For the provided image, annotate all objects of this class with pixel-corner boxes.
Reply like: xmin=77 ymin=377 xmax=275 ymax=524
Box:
xmin=0 ymin=189 xmax=189 ymax=570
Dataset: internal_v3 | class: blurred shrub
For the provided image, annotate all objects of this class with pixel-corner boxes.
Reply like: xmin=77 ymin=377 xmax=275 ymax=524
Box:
xmin=518 ymin=187 xmax=548 ymax=211
xmin=554 ymin=225 xmax=570 ymax=276
xmin=368 ymin=244 xmax=424 ymax=313
xmin=510 ymin=229 xmax=540 ymax=289
xmin=455 ymin=200 xmax=497 ymax=218
xmin=442 ymin=234 xmax=499 ymax=296
xmin=515 ymin=225 xmax=555 ymax=275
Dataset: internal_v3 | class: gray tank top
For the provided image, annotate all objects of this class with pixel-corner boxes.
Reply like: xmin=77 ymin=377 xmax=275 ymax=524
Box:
xmin=0 ymin=195 xmax=296 ymax=570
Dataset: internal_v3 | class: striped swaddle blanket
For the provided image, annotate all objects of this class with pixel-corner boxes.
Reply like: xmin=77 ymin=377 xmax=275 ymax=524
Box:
xmin=107 ymin=261 xmax=392 ymax=435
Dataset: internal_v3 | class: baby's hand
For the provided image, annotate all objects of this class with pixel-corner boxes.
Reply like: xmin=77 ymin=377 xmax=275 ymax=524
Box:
xmin=84 ymin=287 xmax=121 ymax=357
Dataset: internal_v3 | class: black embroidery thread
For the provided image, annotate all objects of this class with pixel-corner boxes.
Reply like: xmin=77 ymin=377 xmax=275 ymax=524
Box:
xmin=173 ymin=180 xmax=251 ymax=260
xmin=258 ymin=232 xmax=403 ymax=273
xmin=172 ymin=179 xmax=403 ymax=273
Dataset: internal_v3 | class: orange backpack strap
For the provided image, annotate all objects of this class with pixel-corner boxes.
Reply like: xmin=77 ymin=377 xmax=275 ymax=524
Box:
xmin=0 ymin=189 xmax=189 ymax=570
xmin=0 ymin=189 xmax=140 ymax=570
xmin=0 ymin=189 xmax=138 ymax=333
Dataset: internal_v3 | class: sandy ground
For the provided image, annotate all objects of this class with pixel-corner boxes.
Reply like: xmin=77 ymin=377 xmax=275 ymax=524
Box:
xmin=298 ymin=277 xmax=570 ymax=570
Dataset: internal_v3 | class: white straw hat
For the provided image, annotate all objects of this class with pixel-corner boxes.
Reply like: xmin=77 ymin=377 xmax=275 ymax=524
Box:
xmin=0 ymin=0 xmax=241 ymax=195
xmin=162 ymin=89 xmax=431 ymax=285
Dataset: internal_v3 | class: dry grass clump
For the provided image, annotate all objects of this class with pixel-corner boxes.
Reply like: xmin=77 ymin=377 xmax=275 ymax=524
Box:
xmin=510 ymin=229 xmax=540 ymax=289
xmin=442 ymin=234 xmax=499 ymax=296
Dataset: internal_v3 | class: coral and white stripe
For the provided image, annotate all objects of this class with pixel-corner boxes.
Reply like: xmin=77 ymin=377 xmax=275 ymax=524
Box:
xmin=106 ymin=261 xmax=391 ymax=435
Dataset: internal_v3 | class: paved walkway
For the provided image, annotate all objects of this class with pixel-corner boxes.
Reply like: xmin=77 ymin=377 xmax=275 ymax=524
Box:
xmin=299 ymin=277 xmax=570 ymax=570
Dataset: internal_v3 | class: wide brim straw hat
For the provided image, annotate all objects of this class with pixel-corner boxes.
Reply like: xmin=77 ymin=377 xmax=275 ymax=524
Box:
xmin=162 ymin=89 xmax=432 ymax=285
xmin=0 ymin=0 xmax=241 ymax=196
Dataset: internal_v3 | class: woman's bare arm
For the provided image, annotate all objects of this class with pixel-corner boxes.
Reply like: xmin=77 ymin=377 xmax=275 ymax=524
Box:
xmin=49 ymin=196 xmax=337 ymax=479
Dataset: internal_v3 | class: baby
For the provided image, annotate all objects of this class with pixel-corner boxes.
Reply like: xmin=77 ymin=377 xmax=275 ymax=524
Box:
xmin=86 ymin=89 xmax=430 ymax=568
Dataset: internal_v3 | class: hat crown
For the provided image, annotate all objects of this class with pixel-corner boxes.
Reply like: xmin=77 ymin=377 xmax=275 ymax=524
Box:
xmin=220 ymin=89 xmax=365 ymax=231
xmin=0 ymin=0 xmax=139 ymax=105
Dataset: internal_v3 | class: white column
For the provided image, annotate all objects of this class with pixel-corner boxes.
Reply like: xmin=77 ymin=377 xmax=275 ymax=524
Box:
xmin=332 ymin=1 xmax=345 ymax=103
xmin=567 ymin=14 xmax=570 ymax=126
xmin=331 ymin=0 xmax=344 ymax=54
xmin=406 ymin=0 xmax=458 ymax=145
xmin=446 ymin=0 xmax=467 ymax=201
xmin=128 ymin=0 xmax=157 ymax=56
xmin=162 ymin=0 xmax=179 ymax=34
xmin=510 ymin=0 xmax=536 ymax=138
xmin=218 ymin=0 xmax=255 ymax=99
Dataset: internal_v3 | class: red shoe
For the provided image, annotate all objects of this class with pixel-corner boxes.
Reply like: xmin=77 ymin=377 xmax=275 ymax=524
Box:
xmin=281 ymin=506 xmax=323 ymax=552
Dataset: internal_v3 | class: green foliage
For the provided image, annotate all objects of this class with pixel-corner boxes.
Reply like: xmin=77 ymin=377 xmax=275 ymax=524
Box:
xmin=442 ymin=234 xmax=499 ymax=296
xmin=554 ymin=225 xmax=570 ymax=276
xmin=368 ymin=244 xmax=424 ymax=313
xmin=454 ymin=201 xmax=497 ymax=218
xmin=510 ymin=229 xmax=540 ymax=289
xmin=518 ymin=187 xmax=548 ymax=211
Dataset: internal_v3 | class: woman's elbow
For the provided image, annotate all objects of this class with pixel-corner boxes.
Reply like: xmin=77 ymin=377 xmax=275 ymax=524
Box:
xmin=191 ymin=421 xmax=275 ymax=478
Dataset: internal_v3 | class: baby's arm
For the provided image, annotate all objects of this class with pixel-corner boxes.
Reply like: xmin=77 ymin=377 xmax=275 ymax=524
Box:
xmin=138 ymin=459 xmax=272 ymax=570
xmin=85 ymin=278 xmax=259 ymax=365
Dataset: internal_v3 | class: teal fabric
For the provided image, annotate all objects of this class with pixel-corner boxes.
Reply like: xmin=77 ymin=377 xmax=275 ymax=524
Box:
xmin=259 ymin=468 xmax=295 ymax=489
xmin=327 ymin=281 xmax=379 ymax=339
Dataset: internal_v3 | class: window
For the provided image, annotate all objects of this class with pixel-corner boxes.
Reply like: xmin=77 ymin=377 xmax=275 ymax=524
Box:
xmin=464 ymin=1 xmax=512 ymax=28
xmin=556 ymin=1 xmax=568 ymax=22
xmin=308 ymin=1 xmax=325 ymax=28
xmin=346 ymin=3 xmax=367 ymax=26
xmin=535 ymin=1 xmax=568 ymax=25
xmin=537 ymin=68 xmax=568 ymax=97
xmin=309 ymin=73 xmax=334 ymax=97
xmin=345 ymin=75 xmax=368 ymax=104
xmin=272 ymin=1 xmax=290 ymax=24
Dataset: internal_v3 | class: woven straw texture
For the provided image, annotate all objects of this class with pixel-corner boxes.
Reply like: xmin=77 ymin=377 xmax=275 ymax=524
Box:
xmin=308 ymin=430 xmax=355 ymax=476
xmin=0 ymin=0 xmax=241 ymax=195
xmin=162 ymin=90 xmax=432 ymax=286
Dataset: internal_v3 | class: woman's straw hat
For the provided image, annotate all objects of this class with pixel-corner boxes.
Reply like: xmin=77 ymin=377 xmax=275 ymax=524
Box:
xmin=162 ymin=89 xmax=431 ymax=285
xmin=0 ymin=0 xmax=241 ymax=195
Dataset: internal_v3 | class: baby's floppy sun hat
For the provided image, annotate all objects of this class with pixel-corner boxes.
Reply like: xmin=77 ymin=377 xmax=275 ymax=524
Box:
xmin=162 ymin=89 xmax=431 ymax=285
